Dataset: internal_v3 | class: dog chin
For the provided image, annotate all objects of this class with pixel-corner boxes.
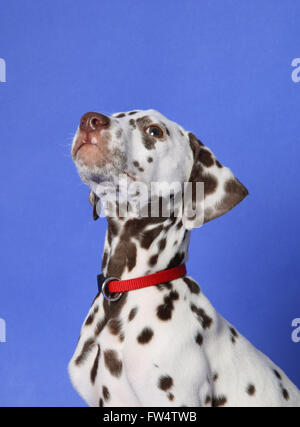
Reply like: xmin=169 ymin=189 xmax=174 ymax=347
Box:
xmin=76 ymin=160 xmax=115 ymax=185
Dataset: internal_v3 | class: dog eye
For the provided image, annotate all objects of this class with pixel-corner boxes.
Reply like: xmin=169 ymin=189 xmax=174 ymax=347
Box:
xmin=145 ymin=125 xmax=164 ymax=138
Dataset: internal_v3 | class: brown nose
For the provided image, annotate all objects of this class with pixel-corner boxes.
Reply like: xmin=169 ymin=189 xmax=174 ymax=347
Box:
xmin=80 ymin=112 xmax=110 ymax=132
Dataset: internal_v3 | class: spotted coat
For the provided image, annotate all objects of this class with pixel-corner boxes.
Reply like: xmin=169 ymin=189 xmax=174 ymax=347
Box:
xmin=69 ymin=109 xmax=300 ymax=407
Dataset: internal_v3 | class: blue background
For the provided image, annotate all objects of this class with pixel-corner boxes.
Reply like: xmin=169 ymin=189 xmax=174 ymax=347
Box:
xmin=0 ymin=0 xmax=299 ymax=407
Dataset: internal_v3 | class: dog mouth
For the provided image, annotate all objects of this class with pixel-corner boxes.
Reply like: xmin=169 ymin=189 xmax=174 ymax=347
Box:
xmin=72 ymin=131 xmax=103 ymax=158
xmin=73 ymin=131 xmax=136 ymax=183
xmin=74 ymin=140 xmax=96 ymax=157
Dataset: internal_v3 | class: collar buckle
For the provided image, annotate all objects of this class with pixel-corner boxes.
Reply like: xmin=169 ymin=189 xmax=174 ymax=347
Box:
xmin=101 ymin=277 xmax=122 ymax=302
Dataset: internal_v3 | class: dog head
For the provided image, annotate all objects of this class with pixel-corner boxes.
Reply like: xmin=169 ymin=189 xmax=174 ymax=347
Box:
xmin=72 ymin=109 xmax=248 ymax=228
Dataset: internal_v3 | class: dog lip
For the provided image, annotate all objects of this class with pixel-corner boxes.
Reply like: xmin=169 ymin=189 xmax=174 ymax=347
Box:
xmin=73 ymin=136 xmax=136 ymax=182
xmin=74 ymin=140 xmax=98 ymax=157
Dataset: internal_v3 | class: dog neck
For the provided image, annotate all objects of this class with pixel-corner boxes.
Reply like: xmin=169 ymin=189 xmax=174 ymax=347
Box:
xmin=101 ymin=212 xmax=190 ymax=280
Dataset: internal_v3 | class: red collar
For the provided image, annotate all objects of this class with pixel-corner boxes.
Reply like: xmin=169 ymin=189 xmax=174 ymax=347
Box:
xmin=98 ymin=264 xmax=187 ymax=302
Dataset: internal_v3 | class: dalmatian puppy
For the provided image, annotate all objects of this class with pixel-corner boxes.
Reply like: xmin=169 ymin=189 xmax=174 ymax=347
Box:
xmin=69 ymin=109 xmax=300 ymax=407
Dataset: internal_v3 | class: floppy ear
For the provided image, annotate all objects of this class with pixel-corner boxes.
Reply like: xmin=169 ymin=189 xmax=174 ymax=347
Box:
xmin=182 ymin=133 xmax=248 ymax=230
xmin=88 ymin=191 xmax=100 ymax=220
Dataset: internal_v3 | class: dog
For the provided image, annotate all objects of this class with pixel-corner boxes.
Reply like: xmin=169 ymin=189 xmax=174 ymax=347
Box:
xmin=69 ymin=109 xmax=300 ymax=407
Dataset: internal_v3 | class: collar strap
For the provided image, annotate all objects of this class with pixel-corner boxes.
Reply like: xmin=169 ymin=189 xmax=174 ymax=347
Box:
xmin=97 ymin=264 xmax=187 ymax=301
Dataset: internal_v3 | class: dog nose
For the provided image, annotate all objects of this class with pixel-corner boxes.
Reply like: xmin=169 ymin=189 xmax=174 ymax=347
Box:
xmin=80 ymin=112 xmax=110 ymax=132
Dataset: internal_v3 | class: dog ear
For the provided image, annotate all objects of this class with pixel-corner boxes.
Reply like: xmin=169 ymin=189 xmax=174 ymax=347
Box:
xmin=182 ymin=133 xmax=248 ymax=230
xmin=88 ymin=191 xmax=100 ymax=220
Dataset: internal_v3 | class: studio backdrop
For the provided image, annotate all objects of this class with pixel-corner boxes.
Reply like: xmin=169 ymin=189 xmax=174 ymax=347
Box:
xmin=0 ymin=0 xmax=299 ymax=406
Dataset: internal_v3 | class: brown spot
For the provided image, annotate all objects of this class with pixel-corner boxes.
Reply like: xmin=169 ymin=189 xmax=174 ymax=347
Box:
xmin=183 ymin=277 xmax=200 ymax=294
xmin=75 ymin=338 xmax=95 ymax=365
xmin=195 ymin=332 xmax=203 ymax=346
xmin=156 ymin=282 xmax=173 ymax=291
xmin=158 ymin=375 xmax=173 ymax=391
xmin=104 ymin=349 xmax=123 ymax=378
xmin=176 ymin=220 xmax=183 ymax=230
xmin=128 ymin=307 xmax=138 ymax=321
xmin=99 ymin=398 xmax=104 ymax=407
xmin=103 ymin=292 xmax=128 ymax=323
xmin=136 ymin=116 xmax=157 ymax=150
xmin=158 ymin=238 xmax=167 ymax=251
xmin=168 ymin=393 xmax=174 ymax=401
xmin=212 ymin=396 xmax=227 ymax=407
xmin=108 ymin=318 xmax=122 ymax=336
xmin=149 ymin=254 xmax=159 ymax=266
xmin=129 ymin=118 xmax=136 ymax=128
xmin=157 ymin=290 xmax=179 ymax=321
xmin=138 ymin=167 xmax=144 ymax=172
xmin=202 ymin=173 xmax=218 ymax=195
xmin=141 ymin=225 xmax=164 ymax=249
xmin=188 ymin=132 xmax=204 ymax=150
xmin=190 ymin=304 xmax=213 ymax=329
xmin=273 ymin=369 xmax=282 ymax=380
xmin=167 ymin=252 xmax=184 ymax=269
xmin=94 ymin=318 xmax=107 ymax=336
xmin=85 ymin=313 xmax=94 ymax=326
xmin=90 ymin=345 xmax=100 ymax=384
xmin=147 ymin=157 xmax=153 ymax=163
xmin=216 ymin=160 xmax=223 ymax=168
xmin=199 ymin=148 xmax=214 ymax=167
xmin=102 ymin=251 xmax=108 ymax=270
xmin=116 ymin=113 xmax=125 ymax=118
xmin=142 ymin=134 xmax=156 ymax=150
xmin=129 ymin=111 xmax=138 ymax=115
xmin=107 ymin=218 xmax=119 ymax=237
xmin=230 ymin=327 xmax=238 ymax=337
xmin=133 ymin=160 xmax=140 ymax=167
xmin=247 ymin=384 xmax=256 ymax=396
xmin=107 ymin=239 xmax=136 ymax=277
xmin=213 ymin=373 xmax=218 ymax=382
xmin=137 ymin=327 xmax=154 ymax=344
xmin=205 ymin=395 xmax=211 ymax=405
xmin=127 ymin=242 xmax=137 ymax=271
xmin=230 ymin=327 xmax=238 ymax=344
xmin=107 ymin=227 xmax=112 ymax=246
xmin=136 ymin=115 xmax=151 ymax=126
xmin=102 ymin=385 xmax=110 ymax=401
xmin=282 ymin=388 xmax=289 ymax=400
